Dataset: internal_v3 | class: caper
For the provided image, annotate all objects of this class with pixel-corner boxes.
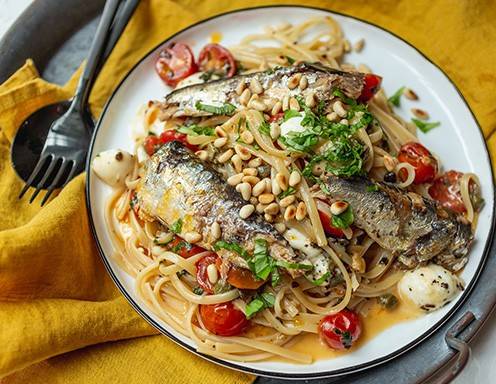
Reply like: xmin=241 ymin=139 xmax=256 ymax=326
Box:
xmin=377 ymin=293 xmax=398 ymax=309
xmin=384 ymin=172 xmax=397 ymax=183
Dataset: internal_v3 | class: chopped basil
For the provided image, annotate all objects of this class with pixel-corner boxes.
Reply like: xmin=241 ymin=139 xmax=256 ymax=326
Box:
xmin=192 ymin=286 xmax=204 ymax=295
xmin=307 ymin=271 xmax=330 ymax=286
xmin=195 ymin=101 xmax=237 ymax=115
xmin=388 ymin=86 xmax=405 ymax=107
xmin=259 ymin=120 xmax=271 ymax=136
xmin=277 ymin=187 xmax=296 ymax=199
xmin=411 ymin=118 xmax=440 ymax=133
xmin=170 ymin=240 xmax=191 ymax=253
xmin=271 ymin=267 xmax=281 ymax=287
xmin=245 ymin=292 xmax=275 ymax=319
xmin=213 ymin=240 xmax=249 ymax=259
xmin=170 ymin=218 xmax=183 ymax=234
xmin=283 ymin=109 xmax=301 ymax=121
xmin=331 ymin=205 xmax=354 ymax=229
xmin=332 ymin=88 xmax=356 ymax=106
xmin=279 ymin=131 xmax=319 ymax=153
xmin=248 ymin=239 xmax=273 ymax=280
xmin=285 ymin=55 xmax=296 ymax=65
xmin=276 ymin=260 xmax=313 ymax=271
xmin=213 ymin=280 xmax=232 ymax=294
xmin=177 ymin=124 xmax=215 ymax=136
xmin=366 ymin=184 xmax=379 ymax=192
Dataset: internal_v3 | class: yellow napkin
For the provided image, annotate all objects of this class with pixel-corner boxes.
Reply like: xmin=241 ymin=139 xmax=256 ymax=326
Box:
xmin=1 ymin=0 xmax=495 ymax=383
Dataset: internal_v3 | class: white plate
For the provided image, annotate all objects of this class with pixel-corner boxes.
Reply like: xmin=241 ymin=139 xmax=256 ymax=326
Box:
xmin=86 ymin=6 xmax=495 ymax=379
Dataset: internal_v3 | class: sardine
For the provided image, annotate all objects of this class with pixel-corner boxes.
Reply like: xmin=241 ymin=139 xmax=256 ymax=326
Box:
xmin=325 ymin=176 xmax=473 ymax=271
xmin=159 ymin=63 xmax=371 ymax=118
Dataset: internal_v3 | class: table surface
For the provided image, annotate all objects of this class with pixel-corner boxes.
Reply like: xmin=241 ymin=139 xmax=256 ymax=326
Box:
xmin=1 ymin=0 xmax=494 ymax=382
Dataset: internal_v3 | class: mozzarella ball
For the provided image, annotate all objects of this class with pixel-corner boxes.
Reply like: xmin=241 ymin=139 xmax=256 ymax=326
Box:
xmin=280 ymin=115 xmax=304 ymax=137
xmin=92 ymin=149 xmax=135 ymax=188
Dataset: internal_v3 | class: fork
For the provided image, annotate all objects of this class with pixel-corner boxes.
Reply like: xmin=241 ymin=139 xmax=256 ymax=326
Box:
xmin=18 ymin=0 xmax=122 ymax=206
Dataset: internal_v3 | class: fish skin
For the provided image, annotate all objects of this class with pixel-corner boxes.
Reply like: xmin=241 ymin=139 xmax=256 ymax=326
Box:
xmin=136 ymin=141 xmax=306 ymax=275
xmin=325 ymin=175 xmax=473 ymax=271
xmin=159 ymin=63 xmax=367 ymax=118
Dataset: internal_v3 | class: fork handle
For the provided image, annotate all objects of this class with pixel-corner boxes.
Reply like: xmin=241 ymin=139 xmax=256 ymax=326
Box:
xmin=71 ymin=0 xmax=121 ymax=112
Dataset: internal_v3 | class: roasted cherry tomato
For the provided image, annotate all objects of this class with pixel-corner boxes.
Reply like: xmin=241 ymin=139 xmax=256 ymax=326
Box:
xmin=158 ymin=130 xmax=198 ymax=152
xmin=198 ymin=44 xmax=237 ymax=78
xmin=268 ymin=112 xmax=284 ymax=123
xmin=155 ymin=42 xmax=198 ymax=87
xmin=397 ymin=142 xmax=438 ymax=184
xmin=199 ymin=302 xmax=249 ymax=336
xmin=318 ymin=209 xmax=345 ymax=238
xmin=196 ymin=253 xmax=219 ymax=294
xmin=167 ymin=235 xmax=206 ymax=259
xmin=143 ymin=135 xmax=162 ymax=156
xmin=319 ymin=309 xmax=362 ymax=350
xmin=428 ymin=170 xmax=467 ymax=213
xmin=357 ymin=73 xmax=382 ymax=103
xmin=227 ymin=267 xmax=265 ymax=290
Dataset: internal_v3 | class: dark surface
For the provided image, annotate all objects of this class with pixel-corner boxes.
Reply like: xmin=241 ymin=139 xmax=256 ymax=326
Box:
xmin=1 ymin=1 xmax=495 ymax=383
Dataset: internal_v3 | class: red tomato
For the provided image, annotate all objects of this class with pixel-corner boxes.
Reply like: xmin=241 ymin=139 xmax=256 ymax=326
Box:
xmin=397 ymin=142 xmax=438 ymax=184
xmin=167 ymin=235 xmax=206 ymax=259
xmin=357 ymin=73 xmax=382 ymax=103
xmin=155 ymin=43 xmax=198 ymax=87
xmin=198 ymin=44 xmax=237 ymax=78
xmin=268 ymin=112 xmax=284 ymax=123
xmin=143 ymin=135 xmax=162 ymax=156
xmin=196 ymin=253 xmax=219 ymax=294
xmin=158 ymin=130 xmax=198 ymax=152
xmin=319 ymin=309 xmax=362 ymax=350
xmin=318 ymin=209 xmax=345 ymax=238
xmin=428 ymin=170 xmax=466 ymax=213
xmin=199 ymin=302 xmax=249 ymax=336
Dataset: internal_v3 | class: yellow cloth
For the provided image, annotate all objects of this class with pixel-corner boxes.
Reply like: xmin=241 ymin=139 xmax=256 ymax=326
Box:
xmin=0 ymin=0 xmax=494 ymax=382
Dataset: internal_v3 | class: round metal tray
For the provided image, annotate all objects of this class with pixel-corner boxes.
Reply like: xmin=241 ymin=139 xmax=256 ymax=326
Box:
xmin=1 ymin=1 xmax=494 ymax=383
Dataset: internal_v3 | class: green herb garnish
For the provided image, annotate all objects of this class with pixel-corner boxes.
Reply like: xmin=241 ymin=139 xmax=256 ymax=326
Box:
xmin=271 ymin=267 xmax=281 ymax=287
xmin=170 ymin=241 xmax=191 ymax=253
xmin=285 ymin=56 xmax=296 ymax=65
xmin=214 ymin=240 xmax=249 ymax=259
xmin=307 ymin=272 xmax=331 ymax=286
xmin=331 ymin=205 xmax=354 ymax=229
xmin=177 ymin=124 xmax=215 ymax=136
xmin=332 ymin=88 xmax=356 ymax=106
xmin=259 ymin=120 xmax=271 ymax=136
xmin=411 ymin=118 xmax=440 ymax=133
xmin=195 ymin=101 xmax=237 ymax=115
xmin=170 ymin=218 xmax=183 ymax=234
xmin=192 ymin=286 xmax=204 ymax=295
xmin=245 ymin=292 xmax=275 ymax=319
xmin=277 ymin=187 xmax=296 ymax=199
xmin=213 ymin=281 xmax=232 ymax=294
xmin=248 ymin=239 xmax=274 ymax=280
xmin=366 ymin=184 xmax=379 ymax=192
xmin=276 ymin=260 xmax=313 ymax=271
xmin=283 ymin=109 xmax=301 ymax=121
xmin=388 ymin=86 xmax=405 ymax=107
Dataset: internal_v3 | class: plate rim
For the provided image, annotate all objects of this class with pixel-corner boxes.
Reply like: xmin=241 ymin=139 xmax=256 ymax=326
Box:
xmin=85 ymin=4 xmax=496 ymax=380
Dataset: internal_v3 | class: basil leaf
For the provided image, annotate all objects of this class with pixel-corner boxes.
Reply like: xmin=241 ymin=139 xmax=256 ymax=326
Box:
xmin=331 ymin=205 xmax=354 ymax=229
xmin=213 ymin=240 xmax=249 ymax=259
xmin=285 ymin=55 xmax=295 ymax=65
xmin=307 ymin=271 xmax=331 ymax=286
xmin=323 ymin=137 xmax=364 ymax=177
xmin=332 ymin=88 xmax=357 ymax=106
xmin=271 ymin=267 xmax=281 ymax=287
xmin=177 ymin=124 xmax=215 ymax=136
xmin=366 ymin=184 xmax=379 ymax=192
xmin=277 ymin=186 xmax=296 ymax=199
xmin=276 ymin=260 xmax=313 ymax=271
xmin=283 ymin=109 xmax=301 ymax=121
xmin=195 ymin=101 xmax=237 ymax=115
xmin=170 ymin=218 xmax=183 ymax=234
xmin=259 ymin=120 xmax=271 ymax=136
xmin=279 ymin=131 xmax=319 ymax=153
xmin=388 ymin=86 xmax=405 ymax=107
xmin=248 ymin=239 xmax=273 ymax=280
xmin=245 ymin=292 xmax=275 ymax=319
xmin=411 ymin=118 xmax=440 ymax=133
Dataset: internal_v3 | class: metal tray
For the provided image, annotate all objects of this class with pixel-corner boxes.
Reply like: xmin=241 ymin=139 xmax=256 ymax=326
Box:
xmin=1 ymin=1 xmax=494 ymax=383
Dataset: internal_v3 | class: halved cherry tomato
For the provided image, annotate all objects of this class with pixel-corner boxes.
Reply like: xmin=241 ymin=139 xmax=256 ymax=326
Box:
xmin=227 ymin=267 xmax=265 ymax=290
xmin=318 ymin=209 xmax=345 ymax=238
xmin=158 ymin=130 xmax=198 ymax=152
xmin=397 ymin=142 xmax=438 ymax=184
xmin=198 ymin=44 xmax=237 ymax=78
xmin=357 ymin=73 xmax=382 ymax=103
xmin=196 ymin=253 xmax=219 ymax=294
xmin=319 ymin=309 xmax=361 ymax=350
xmin=155 ymin=42 xmax=198 ymax=87
xmin=428 ymin=170 xmax=467 ymax=213
xmin=268 ymin=112 xmax=284 ymax=123
xmin=143 ymin=135 xmax=162 ymax=156
xmin=199 ymin=302 xmax=249 ymax=336
xmin=167 ymin=235 xmax=206 ymax=259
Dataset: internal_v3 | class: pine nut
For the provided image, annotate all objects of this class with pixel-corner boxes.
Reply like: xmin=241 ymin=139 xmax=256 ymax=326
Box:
xmin=243 ymin=167 xmax=258 ymax=177
xmin=282 ymin=95 xmax=290 ymax=111
xmin=276 ymin=172 xmax=288 ymax=191
xmin=231 ymin=154 xmax=243 ymax=173
xmin=339 ymin=118 xmax=349 ymax=125
xmin=211 ymin=222 xmax=221 ymax=240
xmin=214 ymin=137 xmax=228 ymax=148
xmin=270 ymin=123 xmax=281 ymax=140
xmin=299 ymin=75 xmax=308 ymax=90
xmin=240 ymin=130 xmax=254 ymax=144
xmin=264 ymin=213 xmax=274 ymax=222
xmin=235 ymin=81 xmax=246 ymax=96
xmin=258 ymin=193 xmax=275 ymax=205
xmin=333 ymin=100 xmax=347 ymax=117
xmin=271 ymin=168 xmax=282 ymax=195
xmin=326 ymin=112 xmax=338 ymax=121
xmin=296 ymin=202 xmax=307 ymax=221
xmin=256 ymin=203 xmax=267 ymax=213
xmin=289 ymin=170 xmax=301 ymax=187
xmin=305 ymin=92 xmax=316 ymax=108
xmin=312 ymin=163 xmax=324 ymax=176
xmin=404 ymin=88 xmax=419 ymax=100
xmin=195 ymin=150 xmax=208 ymax=161
xmin=248 ymin=157 xmax=262 ymax=167
xmin=330 ymin=201 xmax=349 ymax=215
xmin=215 ymin=126 xmax=227 ymax=137
xmin=252 ymin=180 xmax=266 ymax=197
xmin=250 ymin=196 xmax=258 ymax=205
xmin=217 ymin=149 xmax=234 ymax=163
xmin=239 ymin=204 xmax=255 ymax=219
xmin=383 ymin=155 xmax=398 ymax=172
xmin=242 ymin=175 xmax=260 ymax=185
xmin=343 ymin=39 xmax=351 ymax=52
xmin=279 ymin=194 xmax=295 ymax=208
xmin=227 ymin=173 xmax=244 ymax=186
xmin=249 ymin=78 xmax=263 ymax=94
xmin=271 ymin=101 xmax=282 ymax=116
xmin=264 ymin=202 xmax=279 ymax=215
xmin=240 ymin=88 xmax=251 ymax=105
xmin=207 ymin=263 xmax=219 ymax=284
xmin=287 ymin=73 xmax=302 ymax=89
xmin=353 ymin=38 xmax=365 ymax=52
xmin=184 ymin=231 xmax=202 ymax=243
xmin=234 ymin=144 xmax=251 ymax=160
xmin=264 ymin=178 xmax=272 ymax=193
xmin=275 ymin=222 xmax=286 ymax=233
xmin=411 ymin=108 xmax=429 ymax=120
xmin=236 ymin=182 xmax=252 ymax=201
xmin=284 ymin=204 xmax=297 ymax=220
xmin=289 ymin=97 xmax=300 ymax=111
xmin=248 ymin=99 xmax=267 ymax=111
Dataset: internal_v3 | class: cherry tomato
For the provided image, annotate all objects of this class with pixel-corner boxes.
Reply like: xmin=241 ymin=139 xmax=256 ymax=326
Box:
xmin=428 ymin=170 xmax=468 ymax=213
xmin=318 ymin=209 xmax=345 ymax=238
xmin=397 ymin=142 xmax=438 ymax=184
xmin=199 ymin=302 xmax=249 ymax=336
xmin=196 ymin=253 xmax=219 ymax=294
xmin=198 ymin=44 xmax=237 ymax=78
xmin=155 ymin=42 xmax=198 ymax=87
xmin=143 ymin=135 xmax=162 ymax=156
xmin=167 ymin=235 xmax=206 ymax=259
xmin=268 ymin=112 xmax=284 ymax=123
xmin=158 ymin=130 xmax=198 ymax=152
xmin=227 ymin=267 xmax=266 ymax=290
xmin=357 ymin=73 xmax=382 ymax=103
xmin=319 ymin=309 xmax=362 ymax=350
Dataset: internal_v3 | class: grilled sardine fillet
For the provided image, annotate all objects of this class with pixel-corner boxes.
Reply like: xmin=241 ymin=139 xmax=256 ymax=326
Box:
xmin=159 ymin=63 xmax=370 ymax=118
xmin=136 ymin=141 xmax=307 ymax=275
xmin=325 ymin=176 xmax=473 ymax=271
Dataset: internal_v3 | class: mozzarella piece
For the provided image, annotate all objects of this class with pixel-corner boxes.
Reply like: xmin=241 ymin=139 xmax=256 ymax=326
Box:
xmin=398 ymin=264 xmax=463 ymax=311
xmin=92 ymin=149 xmax=135 ymax=188
xmin=279 ymin=115 xmax=304 ymax=137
